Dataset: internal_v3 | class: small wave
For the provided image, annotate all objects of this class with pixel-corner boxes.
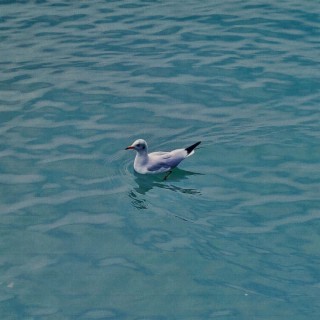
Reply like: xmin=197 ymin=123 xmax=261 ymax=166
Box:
xmin=0 ymin=174 xmax=44 ymax=184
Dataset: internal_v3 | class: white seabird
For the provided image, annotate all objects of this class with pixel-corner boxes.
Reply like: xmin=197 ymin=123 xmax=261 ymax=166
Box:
xmin=125 ymin=139 xmax=201 ymax=179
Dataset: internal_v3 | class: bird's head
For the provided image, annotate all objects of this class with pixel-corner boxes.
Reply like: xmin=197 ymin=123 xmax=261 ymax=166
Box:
xmin=125 ymin=139 xmax=148 ymax=152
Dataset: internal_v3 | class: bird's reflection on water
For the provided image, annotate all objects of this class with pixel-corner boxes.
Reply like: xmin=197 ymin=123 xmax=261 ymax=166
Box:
xmin=128 ymin=168 xmax=202 ymax=210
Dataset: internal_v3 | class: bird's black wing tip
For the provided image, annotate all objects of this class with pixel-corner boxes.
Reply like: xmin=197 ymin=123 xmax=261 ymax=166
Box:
xmin=185 ymin=141 xmax=201 ymax=154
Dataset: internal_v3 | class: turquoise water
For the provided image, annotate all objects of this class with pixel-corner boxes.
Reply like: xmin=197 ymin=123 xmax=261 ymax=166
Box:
xmin=1 ymin=0 xmax=320 ymax=319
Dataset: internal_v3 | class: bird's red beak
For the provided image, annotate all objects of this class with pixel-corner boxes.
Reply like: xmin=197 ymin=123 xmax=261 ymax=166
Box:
xmin=125 ymin=146 xmax=135 ymax=150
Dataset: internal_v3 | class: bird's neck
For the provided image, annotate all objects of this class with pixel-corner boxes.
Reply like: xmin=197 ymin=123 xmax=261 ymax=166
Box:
xmin=135 ymin=150 xmax=148 ymax=164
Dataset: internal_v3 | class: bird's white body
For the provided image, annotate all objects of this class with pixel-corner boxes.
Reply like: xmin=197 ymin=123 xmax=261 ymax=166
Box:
xmin=126 ymin=139 xmax=201 ymax=175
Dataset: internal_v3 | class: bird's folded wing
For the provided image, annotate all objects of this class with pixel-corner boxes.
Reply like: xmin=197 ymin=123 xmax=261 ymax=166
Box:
xmin=147 ymin=150 xmax=186 ymax=172
xmin=147 ymin=162 xmax=171 ymax=173
xmin=146 ymin=152 xmax=173 ymax=172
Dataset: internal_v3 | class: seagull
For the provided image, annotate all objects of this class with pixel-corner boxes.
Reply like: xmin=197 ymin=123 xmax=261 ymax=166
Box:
xmin=125 ymin=139 xmax=201 ymax=180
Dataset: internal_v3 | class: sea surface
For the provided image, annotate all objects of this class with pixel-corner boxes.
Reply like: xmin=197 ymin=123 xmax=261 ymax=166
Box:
xmin=1 ymin=1 xmax=320 ymax=319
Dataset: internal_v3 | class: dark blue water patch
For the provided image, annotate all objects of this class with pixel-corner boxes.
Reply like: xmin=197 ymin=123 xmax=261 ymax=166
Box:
xmin=0 ymin=299 xmax=26 ymax=320
xmin=119 ymin=2 xmax=152 ymax=9
xmin=197 ymin=13 xmax=239 ymax=25
xmin=242 ymin=3 xmax=274 ymax=11
xmin=16 ymin=13 xmax=88 ymax=29
xmin=284 ymin=53 xmax=319 ymax=66
xmin=65 ymin=23 xmax=96 ymax=31
xmin=245 ymin=281 xmax=288 ymax=299
xmin=154 ymin=26 xmax=182 ymax=36
xmin=1 ymin=73 xmax=32 ymax=84
xmin=49 ymin=1 xmax=70 ymax=7
xmin=102 ymin=28 xmax=139 ymax=38
xmin=181 ymin=31 xmax=244 ymax=43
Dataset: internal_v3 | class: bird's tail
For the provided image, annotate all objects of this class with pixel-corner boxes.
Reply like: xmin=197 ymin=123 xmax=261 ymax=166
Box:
xmin=185 ymin=141 xmax=201 ymax=156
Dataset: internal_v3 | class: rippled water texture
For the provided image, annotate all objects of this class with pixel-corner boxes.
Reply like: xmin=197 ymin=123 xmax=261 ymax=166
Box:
xmin=1 ymin=0 xmax=320 ymax=319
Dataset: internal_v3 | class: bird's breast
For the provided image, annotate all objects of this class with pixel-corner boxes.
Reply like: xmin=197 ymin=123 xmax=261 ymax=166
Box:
xmin=133 ymin=154 xmax=149 ymax=173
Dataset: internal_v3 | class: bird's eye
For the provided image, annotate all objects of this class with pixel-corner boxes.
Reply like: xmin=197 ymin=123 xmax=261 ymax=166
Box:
xmin=136 ymin=144 xmax=141 ymax=147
